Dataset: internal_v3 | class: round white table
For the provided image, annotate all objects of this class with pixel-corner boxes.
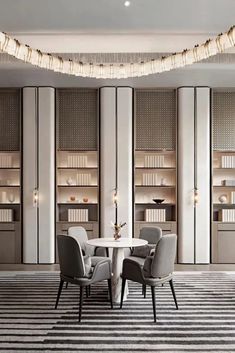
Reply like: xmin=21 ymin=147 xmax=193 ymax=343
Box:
xmin=86 ymin=237 xmax=148 ymax=303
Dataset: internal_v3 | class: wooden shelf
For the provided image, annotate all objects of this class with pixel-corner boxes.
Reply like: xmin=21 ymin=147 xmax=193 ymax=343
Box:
xmin=214 ymin=168 xmax=235 ymax=170
xmin=0 ymin=167 xmax=20 ymax=170
xmin=135 ymin=167 xmax=175 ymax=170
xmin=0 ymin=203 xmax=20 ymax=205
xmin=58 ymin=202 xmax=98 ymax=205
xmin=135 ymin=185 xmax=175 ymax=188
xmin=0 ymin=185 xmax=20 ymax=187
xmin=213 ymin=185 xmax=235 ymax=187
xmin=57 ymin=167 xmax=98 ymax=170
xmin=57 ymin=185 xmax=98 ymax=187
xmin=135 ymin=203 xmax=175 ymax=206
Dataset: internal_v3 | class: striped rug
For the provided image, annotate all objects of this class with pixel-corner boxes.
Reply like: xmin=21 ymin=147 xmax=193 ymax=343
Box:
xmin=0 ymin=271 xmax=235 ymax=352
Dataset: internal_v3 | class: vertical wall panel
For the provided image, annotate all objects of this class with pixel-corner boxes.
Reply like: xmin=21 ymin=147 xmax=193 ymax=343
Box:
xmin=23 ymin=88 xmax=38 ymax=263
xmin=117 ymin=88 xmax=133 ymax=238
xmin=178 ymin=88 xmax=195 ymax=263
xmin=38 ymin=88 xmax=55 ymax=263
xmin=195 ymin=87 xmax=210 ymax=263
xmin=100 ymin=88 xmax=116 ymax=237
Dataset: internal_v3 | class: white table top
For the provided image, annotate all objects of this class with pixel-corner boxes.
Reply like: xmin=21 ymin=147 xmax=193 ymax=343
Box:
xmin=87 ymin=237 xmax=148 ymax=248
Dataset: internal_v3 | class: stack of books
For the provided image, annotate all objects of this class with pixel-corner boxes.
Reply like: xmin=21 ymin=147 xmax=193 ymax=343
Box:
xmin=67 ymin=155 xmax=87 ymax=168
xmin=219 ymin=209 xmax=235 ymax=222
xmin=0 ymin=209 xmax=13 ymax=222
xmin=144 ymin=155 xmax=164 ymax=167
xmin=221 ymin=155 xmax=235 ymax=168
xmin=68 ymin=209 xmax=88 ymax=222
xmin=142 ymin=173 xmax=158 ymax=186
xmin=222 ymin=180 xmax=235 ymax=186
xmin=76 ymin=173 xmax=92 ymax=185
xmin=145 ymin=209 xmax=166 ymax=222
xmin=0 ymin=155 xmax=12 ymax=168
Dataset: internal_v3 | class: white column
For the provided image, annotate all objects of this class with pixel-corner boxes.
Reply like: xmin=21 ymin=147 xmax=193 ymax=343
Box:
xmin=23 ymin=87 xmax=38 ymax=263
xmin=100 ymin=87 xmax=116 ymax=237
xmin=195 ymin=87 xmax=210 ymax=263
xmin=38 ymin=88 xmax=55 ymax=263
xmin=117 ymin=87 xmax=133 ymax=238
xmin=178 ymin=88 xmax=195 ymax=263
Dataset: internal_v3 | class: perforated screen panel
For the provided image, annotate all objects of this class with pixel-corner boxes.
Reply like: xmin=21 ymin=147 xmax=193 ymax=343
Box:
xmin=57 ymin=89 xmax=98 ymax=151
xmin=213 ymin=91 xmax=235 ymax=150
xmin=136 ymin=89 xmax=176 ymax=150
xmin=0 ymin=89 xmax=20 ymax=151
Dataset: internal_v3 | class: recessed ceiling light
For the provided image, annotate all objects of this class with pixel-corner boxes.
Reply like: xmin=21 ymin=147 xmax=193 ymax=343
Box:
xmin=124 ymin=1 xmax=131 ymax=7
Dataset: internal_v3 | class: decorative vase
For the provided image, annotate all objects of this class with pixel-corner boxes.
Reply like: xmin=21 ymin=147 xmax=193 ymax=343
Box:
xmin=66 ymin=177 xmax=73 ymax=185
xmin=114 ymin=231 xmax=121 ymax=241
xmin=219 ymin=194 xmax=227 ymax=204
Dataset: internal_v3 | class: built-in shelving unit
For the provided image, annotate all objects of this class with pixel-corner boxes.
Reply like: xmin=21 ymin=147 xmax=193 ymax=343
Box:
xmin=56 ymin=88 xmax=99 ymax=240
xmin=134 ymin=89 xmax=177 ymax=237
xmin=212 ymin=89 xmax=235 ymax=263
xmin=0 ymin=89 xmax=22 ymax=263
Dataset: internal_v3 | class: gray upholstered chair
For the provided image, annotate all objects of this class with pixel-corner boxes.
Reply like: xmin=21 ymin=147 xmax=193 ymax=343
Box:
xmin=55 ymin=234 xmax=113 ymax=322
xmin=68 ymin=226 xmax=108 ymax=259
xmin=127 ymin=226 xmax=162 ymax=297
xmin=120 ymin=233 xmax=178 ymax=323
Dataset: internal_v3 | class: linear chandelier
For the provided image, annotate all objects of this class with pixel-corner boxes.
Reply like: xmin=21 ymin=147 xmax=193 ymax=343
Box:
xmin=0 ymin=26 xmax=235 ymax=79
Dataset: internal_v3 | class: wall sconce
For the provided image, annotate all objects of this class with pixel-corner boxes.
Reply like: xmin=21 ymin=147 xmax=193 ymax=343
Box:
xmin=194 ymin=188 xmax=199 ymax=205
xmin=113 ymin=190 xmax=118 ymax=205
xmin=33 ymin=189 xmax=39 ymax=207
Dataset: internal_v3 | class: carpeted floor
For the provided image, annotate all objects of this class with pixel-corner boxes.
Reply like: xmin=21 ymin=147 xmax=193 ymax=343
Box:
xmin=0 ymin=271 xmax=235 ymax=352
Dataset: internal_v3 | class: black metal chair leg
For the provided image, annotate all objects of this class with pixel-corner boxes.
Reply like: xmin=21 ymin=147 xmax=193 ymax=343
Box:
xmin=120 ymin=278 xmax=126 ymax=309
xmin=108 ymin=279 xmax=113 ymax=309
xmin=86 ymin=286 xmax=89 ymax=298
xmin=55 ymin=279 xmax=64 ymax=309
xmin=151 ymin=286 xmax=157 ymax=323
xmin=169 ymin=279 xmax=178 ymax=310
xmin=79 ymin=286 xmax=84 ymax=322
xmin=66 ymin=282 xmax=68 ymax=289
xmin=88 ymin=285 xmax=91 ymax=296
xmin=106 ymin=248 xmax=109 ymax=257
xmin=143 ymin=284 xmax=146 ymax=298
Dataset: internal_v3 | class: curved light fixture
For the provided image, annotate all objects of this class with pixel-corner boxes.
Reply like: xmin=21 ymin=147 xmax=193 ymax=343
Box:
xmin=0 ymin=26 xmax=235 ymax=79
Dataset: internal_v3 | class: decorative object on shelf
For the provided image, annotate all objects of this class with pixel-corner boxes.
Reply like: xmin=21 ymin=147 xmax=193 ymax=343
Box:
xmin=111 ymin=221 xmax=126 ymax=241
xmin=8 ymin=193 xmax=15 ymax=204
xmin=0 ymin=209 xmax=13 ymax=222
xmin=218 ymin=194 xmax=228 ymax=204
xmin=160 ymin=177 xmax=166 ymax=186
xmin=66 ymin=177 xmax=73 ymax=186
xmin=152 ymin=198 xmax=165 ymax=204
xmin=0 ymin=191 xmax=7 ymax=203
xmin=2 ymin=25 xmax=235 ymax=78
xmin=145 ymin=208 xmax=166 ymax=222
xmin=68 ymin=208 xmax=88 ymax=222
xmin=82 ymin=197 xmax=89 ymax=203
xmin=69 ymin=196 xmax=76 ymax=202
xmin=222 ymin=179 xmax=235 ymax=186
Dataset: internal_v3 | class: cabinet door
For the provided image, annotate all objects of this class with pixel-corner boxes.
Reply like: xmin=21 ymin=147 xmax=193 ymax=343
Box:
xmin=0 ymin=231 xmax=20 ymax=263
xmin=218 ymin=231 xmax=235 ymax=263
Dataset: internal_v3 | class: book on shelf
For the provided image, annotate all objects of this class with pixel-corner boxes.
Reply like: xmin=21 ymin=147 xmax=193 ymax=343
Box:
xmin=219 ymin=209 xmax=235 ymax=222
xmin=145 ymin=208 xmax=166 ymax=222
xmin=67 ymin=155 xmax=87 ymax=168
xmin=68 ymin=209 xmax=88 ymax=222
xmin=142 ymin=173 xmax=158 ymax=186
xmin=0 ymin=155 xmax=12 ymax=168
xmin=76 ymin=173 xmax=92 ymax=185
xmin=144 ymin=155 xmax=164 ymax=168
xmin=0 ymin=209 xmax=13 ymax=222
xmin=221 ymin=155 xmax=235 ymax=168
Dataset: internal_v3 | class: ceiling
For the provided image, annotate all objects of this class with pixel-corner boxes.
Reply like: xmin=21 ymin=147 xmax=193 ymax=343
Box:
xmin=0 ymin=0 xmax=235 ymax=87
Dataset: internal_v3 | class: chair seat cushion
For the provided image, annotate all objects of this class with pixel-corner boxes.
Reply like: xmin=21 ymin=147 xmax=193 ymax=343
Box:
xmin=131 ymin=244 xmax=156 ymax=258
xmin=90 ymin=256 xmax=108 ymax=267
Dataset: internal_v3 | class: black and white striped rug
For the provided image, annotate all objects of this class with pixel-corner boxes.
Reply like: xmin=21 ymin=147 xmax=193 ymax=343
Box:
xmin=0 ymin=271 xmax=235 ymax=352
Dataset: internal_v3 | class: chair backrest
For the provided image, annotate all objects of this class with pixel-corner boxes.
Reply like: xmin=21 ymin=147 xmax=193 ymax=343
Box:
xmin=139 ymin=226 xmax=162 ymax=244
xmin=151 ymin=234 xmax=177 ymax=278
xmin=57 ymin=234 xmax=85 ymax=279
xmin=68 ymin=226 xmax=88 ymax=252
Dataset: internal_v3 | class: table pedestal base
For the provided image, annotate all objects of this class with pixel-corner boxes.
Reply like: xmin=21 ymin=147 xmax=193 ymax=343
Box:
xmin=112 ymin=247 xmax=128 ymax=303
